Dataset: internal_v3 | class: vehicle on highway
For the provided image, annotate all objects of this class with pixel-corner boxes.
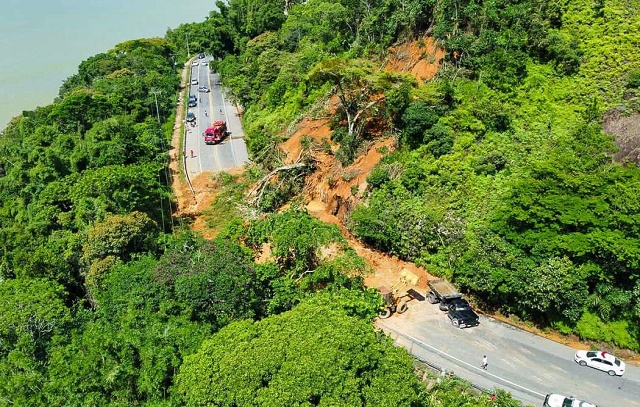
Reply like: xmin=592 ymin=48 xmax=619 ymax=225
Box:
xmin=203 ymin=120 xmax=228 ymax=145
xmin=188 ymin=95 xmax=197 ymax=107
xmin=446 ymin=298 xmax=480 ymax=328
xmin=197 ymin=86 xmax=210 ymax=93
xmin=427 ymin=278 xmax=464 ymax=311
xmin=191 ymin=79 xmax=198 ymax=85
xmin=543 ymin=393 xmax=596 ymax=407
xmin=574 ymin=350 xmax=625 ymax=376
xmin=186 ymin=112 xmax=196 ymax=123
xmin=192 ymin=60 xmax=199 ymax=66
xmin=198 ymin=52 xmax=205 ymax=59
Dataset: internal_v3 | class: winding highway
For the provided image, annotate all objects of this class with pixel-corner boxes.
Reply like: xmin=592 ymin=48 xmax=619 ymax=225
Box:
xmin=378 ymin=300 xmax=640 ymax=406
xmin=184 ymin=56 xmax=250 ymax=175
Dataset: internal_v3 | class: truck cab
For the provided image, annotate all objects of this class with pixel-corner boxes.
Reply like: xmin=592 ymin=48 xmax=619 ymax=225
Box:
xmin=446 ymin=298 xmax=479 ymax=328
xmin=203 ymin=120 xmax=228 ymax=144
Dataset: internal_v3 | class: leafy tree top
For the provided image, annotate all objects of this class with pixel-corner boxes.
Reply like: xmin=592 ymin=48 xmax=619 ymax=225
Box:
xmin=176 ymin=295 xmax=426 ymax=406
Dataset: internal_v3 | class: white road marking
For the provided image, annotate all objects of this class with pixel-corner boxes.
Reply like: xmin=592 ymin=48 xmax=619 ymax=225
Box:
xmin=379 ymin=323 xmax=547 ymax=398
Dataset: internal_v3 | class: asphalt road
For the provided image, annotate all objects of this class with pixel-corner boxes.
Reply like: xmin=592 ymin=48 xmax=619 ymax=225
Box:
xmin=184 ymin=57 xmax=250 ymax=175
xmin=378 ymin=299 xmax=640 ymax=407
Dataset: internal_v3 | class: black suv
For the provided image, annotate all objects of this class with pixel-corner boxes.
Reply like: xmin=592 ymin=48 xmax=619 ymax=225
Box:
xmin=186 ymin=112 xmax=196 ymax=123
xmin=188 ymin=95 xmax=197 ymax=107
xmin=198 ymin=53 xmax=205 ymax=59
xmin=447 ymin=298 xmax=479 ymax=328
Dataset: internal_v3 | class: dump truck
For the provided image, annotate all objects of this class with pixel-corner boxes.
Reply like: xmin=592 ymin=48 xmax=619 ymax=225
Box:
xmin=378 ymin=269 xmax=420 ymax=319
xmin=427 ymin=278 xmax=463 ymax=311
xmin=428 ymin=278 xmax=479 ymax=328
xmin=203 ymin=120 xmax=227 ymax=144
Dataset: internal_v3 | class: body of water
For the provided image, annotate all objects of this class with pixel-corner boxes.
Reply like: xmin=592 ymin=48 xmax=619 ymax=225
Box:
xmin=0 ymin=0 xmax=214 ymax=130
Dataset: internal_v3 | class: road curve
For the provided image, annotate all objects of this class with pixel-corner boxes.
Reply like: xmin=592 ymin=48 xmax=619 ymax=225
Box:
xmin=378 ymin=299 xmax=640 ymax=407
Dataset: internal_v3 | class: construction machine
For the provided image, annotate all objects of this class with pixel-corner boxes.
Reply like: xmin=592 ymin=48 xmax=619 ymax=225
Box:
xmin=377 ymin=269 xmax=420 ymax=318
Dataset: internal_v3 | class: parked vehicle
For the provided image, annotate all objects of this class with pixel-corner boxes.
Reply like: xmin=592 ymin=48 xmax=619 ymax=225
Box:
xmin=378 ymin=269 xmax=419 ymax=319
xmin=428 ymin=278 xmax=479 ymax=328
xmin=446 ymin=298 xmax=479 ymax=328
xmin=574 ymin=350 xmax=625 ymax=376
xmin=427 ymin=279 xmax=463 ymax=311
xmin=203 ymin=120 xmax=228 ymax=144
xmin=543 ymin=393 xmax=596 ymax=407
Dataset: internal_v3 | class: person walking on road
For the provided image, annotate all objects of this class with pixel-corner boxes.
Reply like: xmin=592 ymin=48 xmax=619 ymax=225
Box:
xmin=204 ymin=109 xmax=208 ymax=117
xmin=190 ymin=149 xmax=194 ymax=158
xmin=481 ymin=355 xmax=488 ymax=370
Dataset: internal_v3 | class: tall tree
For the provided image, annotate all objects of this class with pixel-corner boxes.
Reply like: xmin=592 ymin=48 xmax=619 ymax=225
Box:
xmin=176 ymin=296 xmax=427 ymax=406
xmin=308 ymin=58 xmax=414 ymax=137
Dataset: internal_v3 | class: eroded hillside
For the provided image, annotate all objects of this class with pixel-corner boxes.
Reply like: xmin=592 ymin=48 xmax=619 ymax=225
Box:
xmin=172 ymin=38 xmax=444 ymax=291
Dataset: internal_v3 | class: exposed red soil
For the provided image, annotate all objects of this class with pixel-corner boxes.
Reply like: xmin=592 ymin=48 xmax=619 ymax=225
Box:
xmin=385 ymin=37 xmax=445 ymax=83
xmin=278 ymin=37 xmax=446 ymax=290
xmin=169 ymin=40 xmax=638 ymax=361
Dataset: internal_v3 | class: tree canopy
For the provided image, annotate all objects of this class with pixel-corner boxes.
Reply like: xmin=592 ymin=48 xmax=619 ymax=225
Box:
xmin=177 ymin=296 xmax=426 ymax=407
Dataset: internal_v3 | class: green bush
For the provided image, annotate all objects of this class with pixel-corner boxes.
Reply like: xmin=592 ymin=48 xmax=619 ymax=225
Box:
xmin=574 ymin=311 xmax=639 ymax=350
xmin=628 ymin=69 xmax=640 ymax=88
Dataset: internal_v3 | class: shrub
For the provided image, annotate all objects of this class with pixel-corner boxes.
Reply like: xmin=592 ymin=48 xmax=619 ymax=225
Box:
xmin=574 ymin=311 xmax=639 ymax=350
xmin=627 ymin=69 xmax=640 ymax=89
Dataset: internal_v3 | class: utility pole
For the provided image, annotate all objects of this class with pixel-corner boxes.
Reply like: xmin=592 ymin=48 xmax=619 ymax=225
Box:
xmin=186 ymin=32 xmax=190 ymax=57
xmin=151 ymin=90 xmax=162 ymax=125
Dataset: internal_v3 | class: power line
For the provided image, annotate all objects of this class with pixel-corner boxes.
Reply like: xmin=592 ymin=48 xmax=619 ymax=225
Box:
xmin=151 ymin=89 xmax=162 ymax=125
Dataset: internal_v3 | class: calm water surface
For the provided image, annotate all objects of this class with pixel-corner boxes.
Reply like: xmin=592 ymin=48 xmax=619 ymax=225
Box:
xmin=0 ymin=0 xmax=214 ymax=130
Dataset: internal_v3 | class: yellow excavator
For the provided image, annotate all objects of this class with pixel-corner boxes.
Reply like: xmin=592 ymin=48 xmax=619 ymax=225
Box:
xmin=378 ymin=269 xmax=420 ymax=318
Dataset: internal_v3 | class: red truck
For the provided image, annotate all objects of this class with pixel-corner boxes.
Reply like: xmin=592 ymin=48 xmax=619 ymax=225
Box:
xmin=203 ymin=120 xmax=228 ymax=144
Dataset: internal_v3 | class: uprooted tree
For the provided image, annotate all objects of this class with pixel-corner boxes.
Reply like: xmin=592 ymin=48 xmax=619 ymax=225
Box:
xmin=307 ymin=58 xmax=415 ymax=138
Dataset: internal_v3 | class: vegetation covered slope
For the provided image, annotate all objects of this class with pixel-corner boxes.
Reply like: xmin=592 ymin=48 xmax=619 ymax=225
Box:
xmin=176 ymin=0 xmax=640 ymax=349
xmin=0 ymin=31 xmax=500 ymax=405
xmin=1 ymin=0 xmax=639 ymax=405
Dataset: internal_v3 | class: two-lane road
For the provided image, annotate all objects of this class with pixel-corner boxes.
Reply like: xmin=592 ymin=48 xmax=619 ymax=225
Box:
xmin=184 ymin=56 xmax=250 ymax=175
xmin=379 ymin=300 xmax=640 ymax=406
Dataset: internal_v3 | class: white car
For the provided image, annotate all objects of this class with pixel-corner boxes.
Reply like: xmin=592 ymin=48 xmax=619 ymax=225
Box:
xmin=574 ymin=350 xmax=625 ymax=376
xmin=192 ymin=61 xmax=199 ymax=66
xmin=191 ymin=79 xmax=198 ymax=85
xmin=543 ymin=393 xmax=596 ymax=407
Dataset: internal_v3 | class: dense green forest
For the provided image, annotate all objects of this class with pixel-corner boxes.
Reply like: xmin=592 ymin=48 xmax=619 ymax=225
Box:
xmin=186 ymin=0 xmax=639 ymax=349
xmin=1 ymin=0 xmax=639 ymax=405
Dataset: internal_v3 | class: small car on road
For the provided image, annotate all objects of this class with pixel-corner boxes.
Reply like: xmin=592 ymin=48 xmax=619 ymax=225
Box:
xmin=197 ymin=86 xmax=210 ymax=93
xmin=186 ymin=112 xmax=196 ymax=123
xmin=192 ymin=60 xmax=199 ymax=66
xmin=191 ymin=79 xmax=198 ymax=85
xmin=198 ymin=52 xmax=205 ymax=59
xmin=574 ymin=350 xmax=625 ymax=376
xmin=543 ymin=393 xmax=596 ymax=407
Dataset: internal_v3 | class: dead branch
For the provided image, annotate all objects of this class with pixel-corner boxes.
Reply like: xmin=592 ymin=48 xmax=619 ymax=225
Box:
xmin=294 ymin=269 xmax=314 ymax=282
xmin=247 ymin=163 xmax=307 ymax=205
